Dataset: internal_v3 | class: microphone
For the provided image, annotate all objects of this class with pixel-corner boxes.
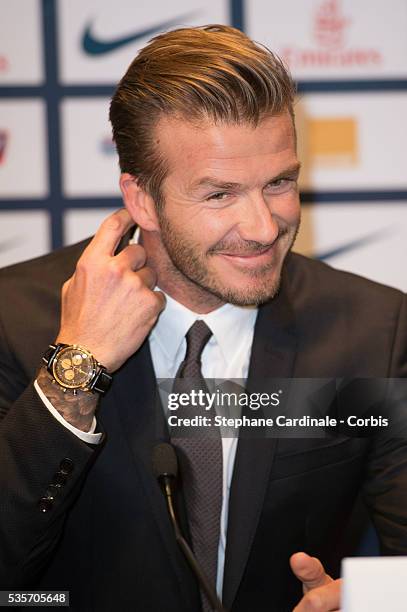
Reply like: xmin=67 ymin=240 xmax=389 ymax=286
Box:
xmin=152 ymin=443 xmax=227 ymax=612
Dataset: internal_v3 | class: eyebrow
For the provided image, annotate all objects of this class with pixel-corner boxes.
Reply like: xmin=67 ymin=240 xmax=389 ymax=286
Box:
xmin=190 ymin=162 xmax=302 ymax=192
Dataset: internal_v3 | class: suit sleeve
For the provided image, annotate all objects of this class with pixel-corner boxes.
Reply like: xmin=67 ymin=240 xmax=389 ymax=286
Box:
xmin=0 ymin=312 xmax=105 ymax=588
xmin=363 ymin=293 xmax=407 ymax=554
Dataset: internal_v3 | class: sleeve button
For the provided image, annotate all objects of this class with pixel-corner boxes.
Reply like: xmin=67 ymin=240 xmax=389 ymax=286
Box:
xmin=39 ymin=497 xmax=54 ymax=513
xmin=45 ymin=484 xmax=59 ymax=499
xmin=52 ymin=471 xmax=68 ymax=486
xmin=59 ymin=458 xmax=74 ymax=474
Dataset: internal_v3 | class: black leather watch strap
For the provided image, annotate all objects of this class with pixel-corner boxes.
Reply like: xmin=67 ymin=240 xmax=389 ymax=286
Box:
xmin=90 ymin=369 xmax=113 ymax=395
xmin=42 ymin=343 xmax=67 ymax=372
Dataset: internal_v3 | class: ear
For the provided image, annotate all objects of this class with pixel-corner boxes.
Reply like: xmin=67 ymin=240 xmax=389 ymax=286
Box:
xmin=119 ymin=173 xmax=160 ymax=231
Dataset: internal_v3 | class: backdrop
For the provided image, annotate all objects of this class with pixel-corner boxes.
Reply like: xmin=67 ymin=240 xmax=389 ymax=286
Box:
xmin=0 ymin=0 xmax=406 ymax=293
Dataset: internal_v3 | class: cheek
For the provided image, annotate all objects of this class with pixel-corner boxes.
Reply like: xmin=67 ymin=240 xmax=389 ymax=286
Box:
xmin=271 ymin=193 xmax=301 ymax=225
xmin=177 ymin=207 xmax=235 ymax=246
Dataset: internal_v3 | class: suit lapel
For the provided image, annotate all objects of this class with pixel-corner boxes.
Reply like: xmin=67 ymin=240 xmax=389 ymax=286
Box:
xmin=222 ymin=273 xmax=298 ymax=610
xmin=111 ymin=339 xmax=200 ymax=609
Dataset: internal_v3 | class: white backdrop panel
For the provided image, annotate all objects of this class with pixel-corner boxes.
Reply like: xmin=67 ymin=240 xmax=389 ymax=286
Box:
xmin=58 ymin=0 xmax=229 ymax=84
xmin=247 ymin=0 xmax=407 ymax=80
xmin=61 ymin=98 xmax=120 ymax=198
xmin=0 ymin=210 xmax=50 ymax=268
xmin=0 ymin=0 xmax=44 ymax=85
xmin=64 ymin=208 xmax=119 ymax=245
xmin=295 ymin=202 xmax=407 ymax=291
xmin=296 ymin=92 xmax=407 ymax=191
xmin=0 ymin=99 xmax=48 ymax=198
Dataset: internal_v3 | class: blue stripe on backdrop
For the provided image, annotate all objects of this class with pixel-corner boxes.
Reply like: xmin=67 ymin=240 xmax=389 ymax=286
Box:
xmin=231 ymin=0 xmax=244 ymax=31
xmin=298 ymin=80 xmax=407 ymax=92
xmin=1 ymin=193 xmax=406 ymax=212
xmin=4 ymin=79 xmax=407 ymax=98
xmin=301 ymin=191 xmax=407 ymax=203
xmin=42 ymin=0 xmax=63 ymax=248
xmin=0 ymin=85 xmax=116 ymax=98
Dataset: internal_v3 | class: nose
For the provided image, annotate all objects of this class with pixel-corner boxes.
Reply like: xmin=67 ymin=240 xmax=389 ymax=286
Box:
xmin=237 ymin=194 xmax=280 ymax=245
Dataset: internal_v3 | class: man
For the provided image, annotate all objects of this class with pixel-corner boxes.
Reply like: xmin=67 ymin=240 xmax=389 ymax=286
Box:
xmin=0 ymin=25 xmax=406 ymax=612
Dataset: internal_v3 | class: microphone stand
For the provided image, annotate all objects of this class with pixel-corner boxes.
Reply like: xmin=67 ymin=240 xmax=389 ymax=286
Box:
xmin=159 ymin=474 xmax=227 ymax=612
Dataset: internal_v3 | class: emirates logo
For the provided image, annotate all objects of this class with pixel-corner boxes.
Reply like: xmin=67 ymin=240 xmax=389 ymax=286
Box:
xmin=0 ymin=55 xmax=8 ymax=72
xmin=314 ymin=0 xmax=351 ymax=49
xmin=281 ymin=0 xmax=382 ymax=70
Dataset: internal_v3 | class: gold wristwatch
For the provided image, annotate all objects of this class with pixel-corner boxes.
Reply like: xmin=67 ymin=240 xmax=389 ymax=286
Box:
xmin=42 ymin=344 xmax=112 ymax=395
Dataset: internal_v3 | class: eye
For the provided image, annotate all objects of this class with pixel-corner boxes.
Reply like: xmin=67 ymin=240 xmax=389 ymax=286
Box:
xmin=266 ymin=177 xmax=296 ymax=193
xmin=206 ymin=192 xmax=229 ymax=201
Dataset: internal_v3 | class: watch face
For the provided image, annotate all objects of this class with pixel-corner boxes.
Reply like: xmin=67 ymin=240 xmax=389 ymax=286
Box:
xmin=52 ymin=346 xmax=96 ymax=389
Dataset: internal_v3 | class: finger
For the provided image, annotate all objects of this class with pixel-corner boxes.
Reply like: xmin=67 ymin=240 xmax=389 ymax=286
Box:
xmin=292 ymin=579 xmax=341 ymax=611
xmin=61 ymin=278 xmax=71 ymax=297
xmin=88 ymin=209 xmax=135 ymax=256
xmin=115 ymin=244 xmax=147 ymax=271
xmin=154 ymin=290 xmax=167 ymax=311
xmin=136 ymin=266 xmax=157 ymax=290
xmin=290 ymin=553 xmax=332 ymax=592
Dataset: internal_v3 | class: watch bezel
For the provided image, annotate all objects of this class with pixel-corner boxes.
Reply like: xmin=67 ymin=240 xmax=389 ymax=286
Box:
xmin=51 ymin=345 xmax=98 ymax=391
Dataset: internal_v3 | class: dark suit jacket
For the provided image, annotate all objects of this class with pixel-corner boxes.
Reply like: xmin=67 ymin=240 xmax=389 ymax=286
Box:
xmin=0 ymin=235 xmax=406 ymax=612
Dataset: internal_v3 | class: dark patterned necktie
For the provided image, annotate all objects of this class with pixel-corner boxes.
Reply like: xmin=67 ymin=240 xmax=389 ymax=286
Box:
xmin=171 ymin=320 xmax=223 ymax=612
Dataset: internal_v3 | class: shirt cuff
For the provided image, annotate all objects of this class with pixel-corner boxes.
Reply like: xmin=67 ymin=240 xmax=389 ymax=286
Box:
xmin=34 ymin=379 xmax=103 ymax=445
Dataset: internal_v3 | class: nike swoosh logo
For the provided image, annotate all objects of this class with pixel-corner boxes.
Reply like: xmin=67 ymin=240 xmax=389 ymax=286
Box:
xmin=82 ymin=13 xmax=198 ymax=55
xmin=314 ymin=227 xmax=393 ymax=261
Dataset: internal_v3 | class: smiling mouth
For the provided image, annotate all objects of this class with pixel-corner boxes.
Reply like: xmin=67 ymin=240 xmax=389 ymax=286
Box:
xmin=216 ymin=241 xmax=276 ymax=258
xmin=215 ymin=243 xmax=279 ymax=269
xmin=220 ymin=245 xmax=273 ymax=258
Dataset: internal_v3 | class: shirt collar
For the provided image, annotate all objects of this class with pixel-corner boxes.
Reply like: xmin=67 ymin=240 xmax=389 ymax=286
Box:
xmin=151 ymin=291 xmax=258 ymax=365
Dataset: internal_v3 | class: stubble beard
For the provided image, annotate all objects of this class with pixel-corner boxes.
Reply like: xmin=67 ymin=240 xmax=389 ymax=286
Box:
xmin=157 ymin=211 xmax=300 ymax=307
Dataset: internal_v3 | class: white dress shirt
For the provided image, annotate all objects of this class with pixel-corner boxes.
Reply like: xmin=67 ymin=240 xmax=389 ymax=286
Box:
xmin=149 ymin=292 xmax=258 ymax=596
xmin=35 ymin=278 xmax=258 ymax=598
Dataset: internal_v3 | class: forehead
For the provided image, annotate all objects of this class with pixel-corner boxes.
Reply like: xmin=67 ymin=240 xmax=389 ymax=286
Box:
xmin=155 ymin=112 xmax=297 ymax=188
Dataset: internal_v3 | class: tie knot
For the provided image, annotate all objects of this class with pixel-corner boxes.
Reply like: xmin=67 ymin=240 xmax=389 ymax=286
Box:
xmin=184 ymin=320 xmax=213 ymax=364
xmin=174 ymin=321 xmax=212 ymax=382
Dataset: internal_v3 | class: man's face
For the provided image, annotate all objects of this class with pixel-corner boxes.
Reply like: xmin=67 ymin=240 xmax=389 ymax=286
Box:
xmin=153 ymin=111 xmax=300 ymax=306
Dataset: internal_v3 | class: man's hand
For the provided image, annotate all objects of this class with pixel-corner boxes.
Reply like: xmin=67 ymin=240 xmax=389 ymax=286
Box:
xmin=38 ymin=209 xmax=165 ymax=432
xmin=57 ymin=208 xmax=166 ymax=372
xmin=290 ymin=552 xmax=342 ymax=611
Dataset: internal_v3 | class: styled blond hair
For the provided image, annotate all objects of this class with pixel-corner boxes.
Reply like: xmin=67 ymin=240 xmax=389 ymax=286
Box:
xmin=109 ymin=24 xmax=295 ymax=207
